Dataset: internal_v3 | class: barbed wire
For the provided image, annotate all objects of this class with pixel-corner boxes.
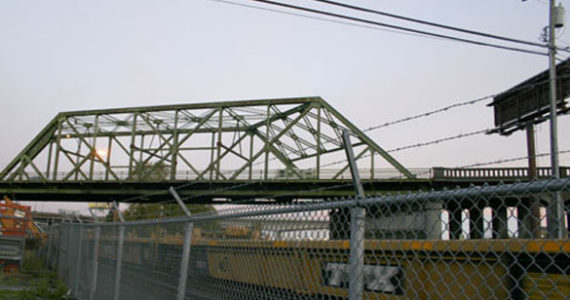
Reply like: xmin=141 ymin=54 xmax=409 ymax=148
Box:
xmin=250 ymin=73 xmax=570 ymax=169
xmin=113 ymin=142 xmax=570 ymax=218
xmin=361 ymin=96 xmax=494 ymax=132
xmin=250 ymin=94 xmax=494 ymax=167
xmin=320 ymin=128 xmax=490 ymax=168
xmin=387 ymin=129 xmax=490 ymax=153
xmin=384 ymin=148 xmax=570 ymax=180
xmin=110 ymin=147 xmax=570 ymax=220
xmin=456 ymin=148 xmax=570 ymax=169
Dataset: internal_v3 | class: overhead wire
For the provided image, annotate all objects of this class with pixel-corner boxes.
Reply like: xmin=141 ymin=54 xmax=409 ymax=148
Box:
xmin=206 ymin=0 xmax=451 ymax=42
xmin=202 ymin=0 xmax=569 ymax=173
xmin=310 ymin=0 xmax=561 ymax=51
xmin=233 ymin=0 xmax=548 ymax=56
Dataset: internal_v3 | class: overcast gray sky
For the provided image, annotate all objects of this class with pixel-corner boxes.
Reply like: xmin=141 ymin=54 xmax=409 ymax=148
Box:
xmin=1 ymin=0 xmax=569 ymax=213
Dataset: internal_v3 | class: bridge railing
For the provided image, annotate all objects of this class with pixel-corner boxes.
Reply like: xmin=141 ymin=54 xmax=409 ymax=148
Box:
xmin=39 ymin=178 xmax=570 ymax=300
xmin=433 ymin=166 xmax=570 ymax=180
xmin=13 ymin=167 xmax=570 ymax=182
xmin=11 ymin=168 xmax=432 ymax=181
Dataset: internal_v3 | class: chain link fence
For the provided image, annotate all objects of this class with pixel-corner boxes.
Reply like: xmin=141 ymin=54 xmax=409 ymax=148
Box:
xmin=40 ymin=178 xmax=570 ymax=299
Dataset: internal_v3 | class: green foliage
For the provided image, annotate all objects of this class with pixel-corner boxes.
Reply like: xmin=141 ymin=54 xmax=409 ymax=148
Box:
xmin=122 ymin=203 xmax=216 ymax=220
xmin=0 ymin=251 xmax=68 ymax=300
xmin=0 ymin=278 xmax=67 ymax=300
xmin=128 ymin=161 xmax=170 ymax=181
xmin=121 ymin=203 xmax=220 ymax=234
xmin=22 ymin=250 xmax=44 ymax=271
xmin=117 ymin=161 xmax=217 ymax=221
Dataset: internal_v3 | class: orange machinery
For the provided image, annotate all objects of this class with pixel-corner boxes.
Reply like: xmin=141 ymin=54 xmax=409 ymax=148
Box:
xmin=0 ymin=196 xmax=45 ymax=272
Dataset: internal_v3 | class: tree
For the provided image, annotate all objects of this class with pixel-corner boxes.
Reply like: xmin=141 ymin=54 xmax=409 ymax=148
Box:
xmin=122 ymin=203 xmax=216 ymax=220
xmin=128 ymin=161 xmax=170 ymax=181
xmin=117 ymin=160 xmax=218 ymax=229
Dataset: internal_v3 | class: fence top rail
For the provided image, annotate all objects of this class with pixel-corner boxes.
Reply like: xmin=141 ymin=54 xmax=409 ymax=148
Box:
xmin=63 ymin=177 xmax=570 ymax=228
xmin=190 ymin=239 xmax=570 ymax=254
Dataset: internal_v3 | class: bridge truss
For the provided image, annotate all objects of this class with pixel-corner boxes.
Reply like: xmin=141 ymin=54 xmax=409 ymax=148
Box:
xmin=1 ymin=97 xmax=413 ymax=185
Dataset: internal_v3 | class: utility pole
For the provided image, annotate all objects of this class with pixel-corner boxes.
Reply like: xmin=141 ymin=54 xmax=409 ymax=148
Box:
xmin=547 ymin=0 xmax=566 ymax=239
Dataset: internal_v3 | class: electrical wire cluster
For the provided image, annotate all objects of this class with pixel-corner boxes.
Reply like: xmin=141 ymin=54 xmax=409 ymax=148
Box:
xmin=94 ymin=1 xmax=570 ymax=220
xmin=208 ymin=0 xmax=570 ymax=57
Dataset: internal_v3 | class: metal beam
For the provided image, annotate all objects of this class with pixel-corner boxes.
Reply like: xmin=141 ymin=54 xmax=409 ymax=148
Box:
xmin=0 ymin=97 xmax=416 ymax=189
xmin=318 ymin=100 xmax=415 ymax=179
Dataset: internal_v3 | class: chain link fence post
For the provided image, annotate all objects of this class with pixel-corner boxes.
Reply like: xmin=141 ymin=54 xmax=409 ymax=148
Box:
xmin=547 ymin=191 xmax=566 ymax=238
xmin=349 ymin=205 xmax=365 ymax=300
xmin=41 ymin=178 xmax=570 ymax=299
xmin=73 ymin=225 xmax=83 ymax=296
xmin=177 ymin=221 xmax=194 ymax=300
xmin=113 ymin=224 xmax=124 ymax=300
xmin=89 ymin=225 xmax=100 ymax=300
xmin=171 ymin=186 xmax=194 ymax=300
xmin=112 ymin=201 xmax=125 ymax=300
xmin=67 ymin=225 xmax=77 ymax=291
xmin=342 ymin=129 xmax=365 ymax=300
xmin=59 ymin=223 xmax=71 ymax=284
xmin=46 ymin=227 xmax=53 ymax=269
xmin=425 ymin=201 xmax=443 ymax=239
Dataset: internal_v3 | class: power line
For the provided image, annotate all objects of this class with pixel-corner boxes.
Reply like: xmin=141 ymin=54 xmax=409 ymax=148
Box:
xmin=311 ymin=0 xmax=557 ymax=51
xmin=206 ymin=0 xmax=446 ymax=41
xmin=239 ymin=0 xmax=548 ymax=56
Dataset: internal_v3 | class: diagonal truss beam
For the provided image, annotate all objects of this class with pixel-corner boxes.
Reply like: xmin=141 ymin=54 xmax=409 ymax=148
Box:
xmin=0 ymin=97 xmax=415 ymax=183
xmin=318 ymin=100 xmax=415 ymax=179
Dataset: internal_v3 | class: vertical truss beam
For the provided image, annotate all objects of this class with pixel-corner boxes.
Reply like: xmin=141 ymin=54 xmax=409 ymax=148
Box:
xmin=229 ymin=105 xmax=311 ymax=180
xmin=0 ymin=97 xmax=415 ymax=183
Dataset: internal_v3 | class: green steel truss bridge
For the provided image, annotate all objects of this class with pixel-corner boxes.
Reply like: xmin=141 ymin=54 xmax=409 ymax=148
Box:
xmin=0 ymin=97 xmax=567 ymax=203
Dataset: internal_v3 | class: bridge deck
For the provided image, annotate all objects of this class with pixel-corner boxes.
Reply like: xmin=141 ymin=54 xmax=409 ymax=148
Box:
xmin=1 ymin=166 xmax=568 ymax=203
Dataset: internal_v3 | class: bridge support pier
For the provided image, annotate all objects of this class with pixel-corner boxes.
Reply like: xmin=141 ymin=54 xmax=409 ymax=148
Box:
xmin=492 ymin=205 xmax=508 ymax=239
xmin=448 ymin=204 xmax=463 ymax=240
xmin=518 ymin=198 xmax=541 ymax=238
xmin=567 ymin=202 xmax=570 ymax=234
xmin=329 ymin=208 xmax=350 ymax=239
xmin=424 ymin=201 xmax=443 ymax=239
xmin=469 ymin=205 xmax=485 ymax=239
